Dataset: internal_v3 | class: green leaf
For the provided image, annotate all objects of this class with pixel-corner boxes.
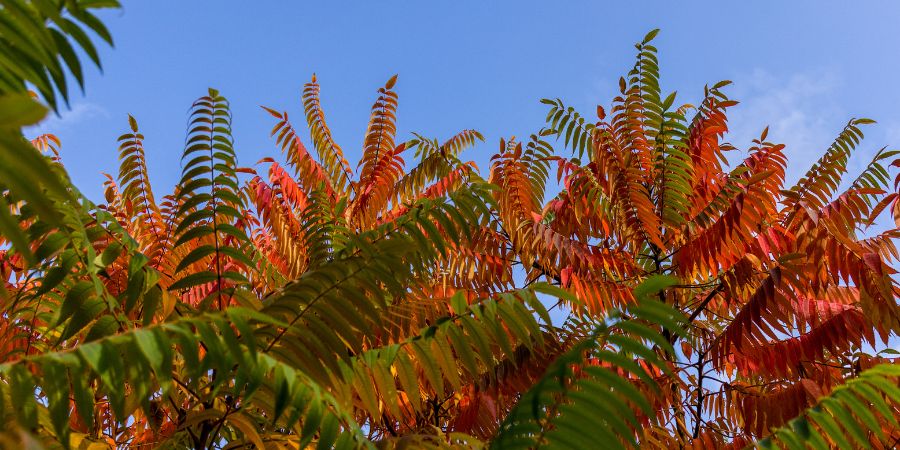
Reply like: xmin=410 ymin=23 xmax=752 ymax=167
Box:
xmin=93 ymin=241 xmax=123 ymax=269
xmin=450 ymin=290 xmax=468 ymax=315
xmin=55 ymin=280 xmax=95 ymax=326
xmin=532 ymin=281 xmax=579 ymax=305
xmin=71 ymin=364 xmax=96 ymax=430
xmin=8 ymin=364 xmax=38 ymax=429
xmin=79 ymin=342 xmax=126 ymax=419
xmin=0 ymin=94 xmax=47 ymax=128
xmin=84 ymin=315 xmax=119 ymax=342
xmin=633 ymin=275 xmax=677 ymax=300
xmin=42 ymin=360 xmax=71 ymax=442
xmin=169 ymin=271 xmax=219 ymax=291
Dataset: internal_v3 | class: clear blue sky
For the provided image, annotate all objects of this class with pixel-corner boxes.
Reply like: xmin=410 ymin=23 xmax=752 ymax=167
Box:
xmin=26 ymin=1 xmax=900 ymax=203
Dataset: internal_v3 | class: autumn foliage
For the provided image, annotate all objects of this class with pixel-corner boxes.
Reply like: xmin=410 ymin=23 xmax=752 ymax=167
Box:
xmin=0 ymin=3 xmax=899 ymax=449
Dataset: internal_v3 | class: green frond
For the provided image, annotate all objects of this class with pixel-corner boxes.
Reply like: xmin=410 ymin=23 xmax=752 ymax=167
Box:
xmin=346 ymin=290 xmax=551 ymax=431
xmin=541 ymin=98 xmax=596 ymax=160
xmin=848 ymin=147 xmax=899 ymax=219
xmin=172 ymin=89 xmax=252 ymax=305
xmin=0 ymin=308 xmax=370 ymax=449
xmin=378 ymin=429 xmax=486 ymax=449
xmin=522 ymin=134 xmax=555 ymax=207
xmin=651 ymin=94 xmax=693 ymax=228
xmin=259 ymin=191 xmax=491 ymax=384
xmin=785 ymin=118 xmax=873 ymax=221
xmin=756 ymin=364 xmax=900 ymax=450
xmin=492 ymin=277 xmax=685 ymax=450
xmin=0 ymin=0 xmax=119 ymax=111
xmin=392 ymin=130 xmax=482 ymax=208
xmin=298 ymin=184 xmax=350 ymax=268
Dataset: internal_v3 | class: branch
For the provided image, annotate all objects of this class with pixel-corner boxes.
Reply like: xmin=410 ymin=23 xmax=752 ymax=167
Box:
xmin=692 ymin=357 xmax=705 ymax=439
xmin=687 ymin=284 xmax=724 ymax=323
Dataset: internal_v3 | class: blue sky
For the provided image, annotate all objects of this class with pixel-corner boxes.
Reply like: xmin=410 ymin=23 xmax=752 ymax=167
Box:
xmin=27 ymin=1 xmax=900 ymax=205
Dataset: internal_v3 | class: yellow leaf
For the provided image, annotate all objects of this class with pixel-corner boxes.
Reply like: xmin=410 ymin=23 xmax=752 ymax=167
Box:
xmin=227 ymin=412 xmax=266 ymax=449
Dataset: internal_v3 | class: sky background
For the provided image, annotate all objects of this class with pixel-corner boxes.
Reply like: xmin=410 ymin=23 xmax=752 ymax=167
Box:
xmin=26 ymin=1 xmax=900 ymax=209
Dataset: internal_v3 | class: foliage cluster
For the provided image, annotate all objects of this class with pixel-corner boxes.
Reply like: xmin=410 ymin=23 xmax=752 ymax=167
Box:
xmin=0 ymin=2 xmax=898 ymax=449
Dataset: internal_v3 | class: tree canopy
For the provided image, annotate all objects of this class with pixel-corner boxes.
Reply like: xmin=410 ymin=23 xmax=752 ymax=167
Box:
xmin=0 ymin=2 xmax=898 ymax=449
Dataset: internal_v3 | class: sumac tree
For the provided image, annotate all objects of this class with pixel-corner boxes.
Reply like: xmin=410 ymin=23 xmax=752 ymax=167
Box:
xmin=0 ymin=4 xmax=898 ymax=449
